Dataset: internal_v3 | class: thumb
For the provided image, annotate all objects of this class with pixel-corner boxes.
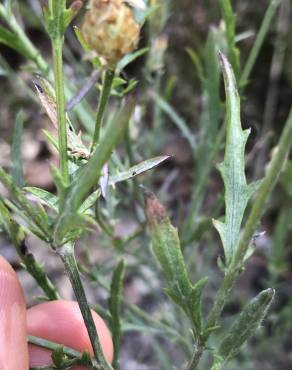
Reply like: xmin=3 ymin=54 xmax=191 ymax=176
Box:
xmin=0 ymin=255 xmax=28 ymax=370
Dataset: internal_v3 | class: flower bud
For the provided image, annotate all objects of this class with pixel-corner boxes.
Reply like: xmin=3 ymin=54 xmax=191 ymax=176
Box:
xmin=81 ymin=0 xmax=140 ymax=67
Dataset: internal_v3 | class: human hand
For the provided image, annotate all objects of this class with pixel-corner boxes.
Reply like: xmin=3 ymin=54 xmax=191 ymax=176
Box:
xmin=0 ymin=255 xmax=113 ymax=370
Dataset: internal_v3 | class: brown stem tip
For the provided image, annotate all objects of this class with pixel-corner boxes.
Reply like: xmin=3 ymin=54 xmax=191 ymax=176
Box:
xmin=141 ymin=186 xmax=167 ymax=223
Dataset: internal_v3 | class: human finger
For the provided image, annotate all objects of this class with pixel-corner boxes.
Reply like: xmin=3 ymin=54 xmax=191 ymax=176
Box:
xmin=0 ymin=255 xmax=28 ymax=370
xmin=27 ymin=300 xmax=113 ymax=369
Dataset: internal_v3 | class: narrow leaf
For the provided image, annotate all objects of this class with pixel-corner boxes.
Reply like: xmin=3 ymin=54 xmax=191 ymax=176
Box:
xmin=0 ymin=167 xmax=51 ymax=240
xmin=0 ymin=25 xmax=32 ymax=59
xmin=188 ymin=277 xmax=208 ymax=334
xmin=0 ymin=199 xmax=59 ymax=300
xmin=109 ymin=260 xmax=125 ymax=369
xmin=79 ymin=190 xmax=101 ymax=213
xmin=216 ymin=288 xmax=275 ymax=367
xmin=117 ymin=47 xmax=149 ymax=71
xmin=151 ymin=91 xmax=196 ymax=151
xmin=11 ymin=111 xmax=25 ymax=188
xmin=25 ymin=187 xmax=58 ymax=211
xmin=110 ymin=156 xmax=170 ymax=185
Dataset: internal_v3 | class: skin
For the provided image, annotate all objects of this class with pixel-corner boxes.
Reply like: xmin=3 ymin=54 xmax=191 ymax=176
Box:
xmin=0 ymin=255 xmax=113 ymax=370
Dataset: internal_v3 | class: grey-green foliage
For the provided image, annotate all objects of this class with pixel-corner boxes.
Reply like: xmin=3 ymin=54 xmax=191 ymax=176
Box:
xmin=181 ymin=27 xmax=223 ymax=244
xmin=108 ymin=260 xmax=125 ymax=369
xmin=145 ymin=189 xmax=207 ymax=338
xmin=11 ymin=111 xmax=25 ymax=188
xmin=212 ymin=52 xmax=260 ymax=266
xmin=53 ymin=103 xmax=133 ymax=245
xmin=211 ymin=289 xmax=275 ymax=369
xmin=0 ymin=199 xmax=58 ymax=300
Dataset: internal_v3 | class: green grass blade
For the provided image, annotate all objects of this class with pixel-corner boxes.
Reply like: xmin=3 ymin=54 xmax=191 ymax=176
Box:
xmin=151 ymin=91 xmax=196 ymax=151
xmin=240 ymin=0 xmax=280 ymax=88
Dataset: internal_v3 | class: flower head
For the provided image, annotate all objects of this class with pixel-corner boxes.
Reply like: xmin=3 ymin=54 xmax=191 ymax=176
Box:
xmin=81 ymin=0 xmax=140 ymax=67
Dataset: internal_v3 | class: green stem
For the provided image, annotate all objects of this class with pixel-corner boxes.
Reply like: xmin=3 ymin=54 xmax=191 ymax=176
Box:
xmin=239 ymin=0 xmax=280 ymax=88
xmin=185 ymin=343 xmax=204 ymax=370
xmin=232 ymin=107 xmax=292 ymax=266
xmin=91 ymin=68 xmax=115 ymax=151
xmin=52 ymin=37 xmax=69 ymax=184
xmin=58 ymin=244 xmax=113 ymax=370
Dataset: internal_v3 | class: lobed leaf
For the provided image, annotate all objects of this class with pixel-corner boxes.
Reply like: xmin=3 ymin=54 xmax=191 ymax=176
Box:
xmin=213 ymin=53 xmax=260 ymax=265
xmin=145 ymin=189 xmax=207 ymax=336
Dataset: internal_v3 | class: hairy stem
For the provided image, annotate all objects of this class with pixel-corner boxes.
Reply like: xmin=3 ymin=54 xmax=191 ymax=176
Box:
xmin=232 ymin=107 xmax=292 ymax=266
xmin=185 ymin=343 xmax=204 ymax=370
xmin=58 ymin=244 xmax=113 ymax=370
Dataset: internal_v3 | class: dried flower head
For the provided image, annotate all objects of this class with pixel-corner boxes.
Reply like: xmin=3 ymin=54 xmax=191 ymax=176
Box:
xmin=81 ymin=0 xmax=141 ymax=66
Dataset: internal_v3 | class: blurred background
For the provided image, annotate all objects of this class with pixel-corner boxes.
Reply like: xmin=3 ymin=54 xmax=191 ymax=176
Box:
xmin=0 ymin=1 xmax=292 ymax=369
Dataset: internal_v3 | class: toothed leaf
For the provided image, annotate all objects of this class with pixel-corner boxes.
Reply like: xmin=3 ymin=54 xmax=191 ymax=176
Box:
xmin=213 ymin=53 xmax=260 ymax=265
